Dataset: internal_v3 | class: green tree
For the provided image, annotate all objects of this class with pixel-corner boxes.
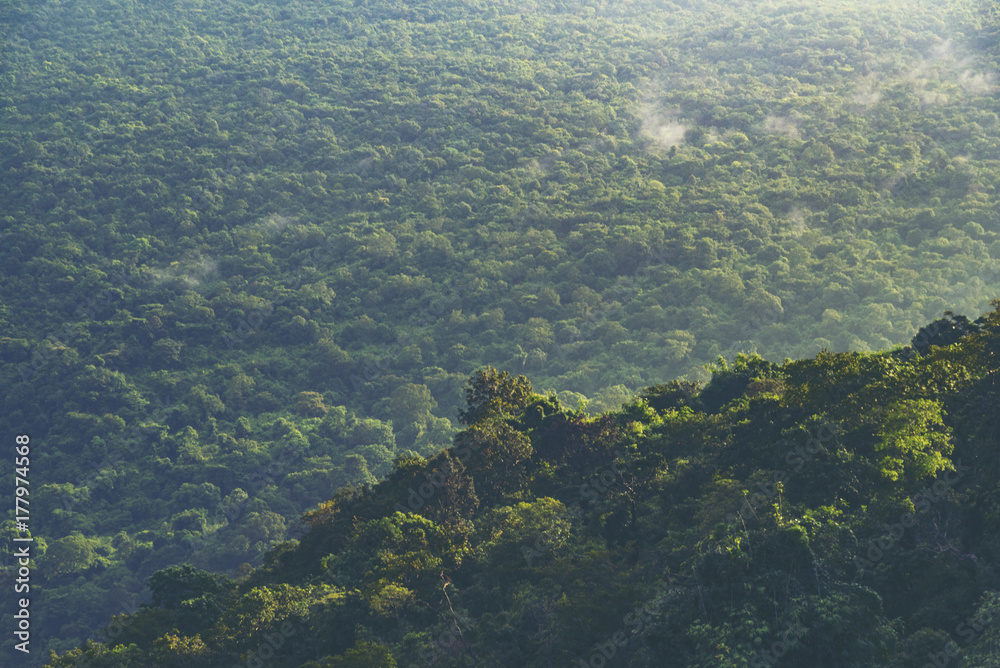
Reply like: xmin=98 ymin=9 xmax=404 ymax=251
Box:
xmin=296 ymin=391 xmax=329 ymax=417
xmin=304 ymin=641 xmax=398 ymax=668
xmin=875 ymin=399 xmax=952 ymax=482
xmin=43 ymin=532 xmax=98 ymax=576
xmin=457 ymin=366 xmax=534 ymax=425
xmin=147 ymin=565 xmax=233 ymax=610
xmin=386 ymin=383 xmax=437 ymax=427
xmin=453 ymin=417 xmax=533 ymax=505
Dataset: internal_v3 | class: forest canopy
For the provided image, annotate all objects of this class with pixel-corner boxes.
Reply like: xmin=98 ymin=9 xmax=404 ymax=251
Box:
xmin=1 ymin=0 xmax=1000 ymax=662
xmin=39 ymin=302 xmax=1000 ymax=666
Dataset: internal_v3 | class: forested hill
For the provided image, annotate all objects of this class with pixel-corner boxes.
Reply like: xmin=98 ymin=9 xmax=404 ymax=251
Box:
xmin=4 ymin=0 xmax=1000 ymax=418
xmin=43 ymin=304 xmax=1000 ymax=667
xmin=2 ymin=0 xmax=1000 ymax=663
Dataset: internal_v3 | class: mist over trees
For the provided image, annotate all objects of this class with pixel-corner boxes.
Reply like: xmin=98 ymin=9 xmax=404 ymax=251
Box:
xmin=1 ymin=0 xmax=999 ymax=663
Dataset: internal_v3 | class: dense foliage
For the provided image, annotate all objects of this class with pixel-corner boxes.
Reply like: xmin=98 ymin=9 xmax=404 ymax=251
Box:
xmin=2 ymin=0 xmax=1000 ymax=661
xmin=42 ymin=304 xmax=1000 ymax=666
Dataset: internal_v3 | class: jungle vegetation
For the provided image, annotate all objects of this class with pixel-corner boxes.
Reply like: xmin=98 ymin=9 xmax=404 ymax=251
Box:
xmin=1 ymin=0 xmax=999 ymax=662
xmin=41 ymin=308 xmax=1000 ymax=666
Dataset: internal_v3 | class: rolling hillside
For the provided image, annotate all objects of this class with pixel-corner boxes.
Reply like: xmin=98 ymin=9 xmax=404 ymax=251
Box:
xmin=1 ymin=0 xmax=1000 ymax=661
